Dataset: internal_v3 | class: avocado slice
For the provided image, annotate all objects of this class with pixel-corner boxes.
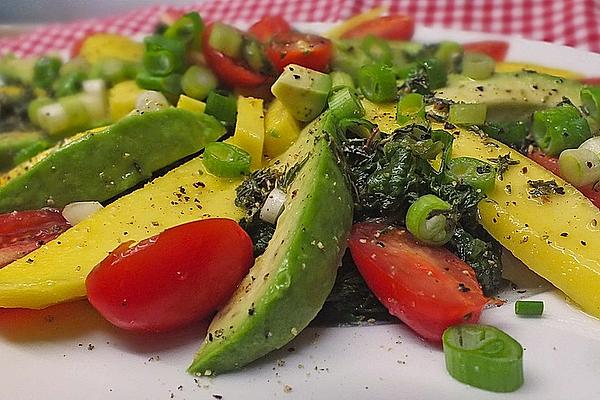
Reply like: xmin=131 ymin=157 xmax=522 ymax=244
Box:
xmin=0 ymin=108 xmax=225 ymax=212
xmin=0 ymin=131 xmax=45 ymax=171
xmin=434 ymin=71 xmax=584 ymax=123
xmin=188 ymin=134 xmax=353 ymax=375
xmin=271 ymin=64 xmax=332 ymax=122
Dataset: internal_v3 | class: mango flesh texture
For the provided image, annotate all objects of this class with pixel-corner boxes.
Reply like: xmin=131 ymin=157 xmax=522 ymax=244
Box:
xmin=189 ymin=129 xmax=353 ymax=375
xmin=363 ymin=100 xmax=600 ymax=318
xmin=0 ymin=108 xmax=225 ymax=212
xmin=0 ymin=156 xmax=244 ymax=309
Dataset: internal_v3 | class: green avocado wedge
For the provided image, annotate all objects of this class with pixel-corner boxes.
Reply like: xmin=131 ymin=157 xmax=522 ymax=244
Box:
xmin=188 ymin=135 xmax=353 ymax=375
xmin=435 ymin=71 xmax=584 ymax=123
xmin=0 ymin=108 xmax=225 ymax=212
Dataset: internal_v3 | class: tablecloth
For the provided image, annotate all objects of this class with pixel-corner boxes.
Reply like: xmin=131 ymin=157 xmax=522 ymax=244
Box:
xmin=1 ymin=0 xmax=599 ymax=57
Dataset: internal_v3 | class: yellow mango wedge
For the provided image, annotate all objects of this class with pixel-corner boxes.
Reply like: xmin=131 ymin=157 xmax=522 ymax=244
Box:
xmin=363 ymin=100 xmax=600 ymax=317
xmin=232 ymin=96 xmax=265 ymax=170
xmin=0 ymin=158 xmax=244 ymax=309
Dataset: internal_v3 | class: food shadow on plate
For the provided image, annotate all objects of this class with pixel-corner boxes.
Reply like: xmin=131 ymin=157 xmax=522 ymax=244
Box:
xmin=0 ymin=298 xmax=209 ymax=354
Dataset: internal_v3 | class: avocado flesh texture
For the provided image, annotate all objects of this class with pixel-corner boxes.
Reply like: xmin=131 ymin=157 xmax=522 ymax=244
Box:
xmin=0 ymin=108 xmax=225 ymax=212
xmin=189 ymin=130 xmax=353 ymax=375
xmin=0 ymin=131 xmax=44 ymax=171
xmin=435 ymin=71 xmax=585 ymax=123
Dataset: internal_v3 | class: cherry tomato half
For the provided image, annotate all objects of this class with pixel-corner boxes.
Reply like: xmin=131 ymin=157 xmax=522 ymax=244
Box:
xmin=266 ymin=31 xmax=333 ymax=72
xmin=85 ymin=218 xmax=254 ymax=332
xmin=349 ymin=222 xmax=488 ymax=343
xmin=248 ymin=15 xmax=292 ymax=42
xmin=340 ymin=15 xmax=415 ymax=40
xmin=202 ymin=23 xmax=268 ymax=88
xmin=528 ymin=148 xmax=600 ymax=208
xmin=0 ymin=208 xmax=70 ymax=268
xmin=462 ymin=40 xmax=509 ymax=61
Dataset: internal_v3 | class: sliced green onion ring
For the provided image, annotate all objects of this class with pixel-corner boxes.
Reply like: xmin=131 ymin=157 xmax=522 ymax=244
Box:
xmin=181 ymin=65 xmax=218 ymax=100
xmin=579 ymin=136 xmax=600 ymax=156
xmin=558 ymin=148 xmax=600 ymax=187
xmin=443 ymin=324 xmax=524 ymax=393
xmin=406 ymin=194 xmax=454 ymax=246
xmin=514 ymin=300 xmax=544 ymax=316
xmin=462 ymin=52 xmax=495 ymax=80
xmin=532 ymin=105 xmax=591 ymax=156
xmin=357 ymin=63 xmax=397 ymax=103
xmin=448 ymin=103 xmax=487 ymax=125
xmin=328 ymin=86 xmax=364 ymax=120
xmin=330 ymin=70 xmax=355 ymax=92
xmin=203 ymin=142 xmax=251 ymax=177
xmin=360 ymin=35 xmax=393 ymax=65
xmin=446 ymin=157 xmax=497 ymax=194
xmin=396 ymin=93 xmax=425 ymax=125
xmin=580 ymin=86 xmax=600 ymax=121
xmin=204 ymin=91 xmax=237 ymax=129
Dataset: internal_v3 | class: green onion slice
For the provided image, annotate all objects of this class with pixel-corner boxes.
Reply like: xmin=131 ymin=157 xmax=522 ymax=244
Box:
xmin=443 ymin=324 xmax=524 ymax=393
xmin=204 ymin=91 xmax=237 ymax=129
xmin=396 ymin=93 xmax=425 ymax=125
xmin=330 ymin=70 xmax=355 ymax=92
xmin=181 ymin=65 xmax=218 ymax=100
xmin=448 ymin=103 xmax=487 ymax=125
xmin=406 ymin=194 xmax=455 ymax=246
xmin=209 ymin=22 xmax=244 ymax=59
xmin=558 ymin=148 xmax=600 ymax=187
xmin=462 ymin=52 xmax=495 ymax=80
xmin=164 ymin=12 xmax=203 ymax=46
xmin=357 ymin=63 xmax=397 ymax=103
xmin=445 ymin=157 xmax=497 ymax=194
xmin=580 ymin=86 xmax=600 ymax=121
xmin=328 ymin=86 xmax=364 ymax=120
xmin=203 ymin=142 xmax=251 ymax=177
xmin=532 ymin=105 xmax=591 ymax=156
xmin=360 ymin=35 xmax=393 ymax=65
xmin=514 ymin=300 xmax=544 ymax=316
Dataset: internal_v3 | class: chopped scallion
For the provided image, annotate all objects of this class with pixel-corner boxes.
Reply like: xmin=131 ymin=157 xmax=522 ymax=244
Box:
xmin=514 ymin=300 xmax=544 ymax=316
xmin=181 ymin=65 xmax=218 ymax=100
xmin=406 ymin=194 xmax=454 ymax=246
xmin=357 ymin=63 xmax=397 ymax=103
xmin=532 ymin=105 xmax=591 ymax=156
xmin=443 ymin=324 xmax=524 ymax=393
xmin=580 ymin=86 xmax=600 ymax=121
xmin=462 ymin=52 xmax=495 ymax=80
xmin=204 ymin=91 xmax=237 ymax=129
xmin=448 ymin=103 xmax=487 ymax=125
xmin=558 ymin=148 xmax=600 ymax=187
xmin=445 ymin=157 xmax=497 ymax=194
xmin=328 ymin=87 xmax=364 ymax=120
xmin=203 ymin=142 xmax=251 ymax=177
xmin=396 ymin=93 xmax=425 ymax=125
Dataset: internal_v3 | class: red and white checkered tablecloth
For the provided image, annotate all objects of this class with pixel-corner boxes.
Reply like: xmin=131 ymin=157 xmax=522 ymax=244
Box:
xmin=1 ymin=0 xmax=600 ymax=57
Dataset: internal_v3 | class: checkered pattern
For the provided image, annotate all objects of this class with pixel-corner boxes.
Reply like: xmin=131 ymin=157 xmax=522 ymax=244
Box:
xmin=2 ymin=0 xmax=600 ymax=57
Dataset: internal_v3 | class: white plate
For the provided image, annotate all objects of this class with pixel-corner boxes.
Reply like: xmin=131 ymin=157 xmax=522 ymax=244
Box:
xmin=2 ymin=24 xmax=600 ymax=400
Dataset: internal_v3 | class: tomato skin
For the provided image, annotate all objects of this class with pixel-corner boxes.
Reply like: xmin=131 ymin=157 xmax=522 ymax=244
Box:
xmin=349 ymin=222 xmax=487 ymax=343
xmin=266 ymin=31 xmax=333 ymax=72
xmin=0 ymin=208 xmax=70 ymax=268
xmin=85 ymin=218 xmax=254 ymax=332
xmin=248 ymin=15 xmax=292 ymax=42
xmin=462 ymin=40 xmax=509 ymax=61
xmin=528 ymin=148 xmax=600 ymax=208
xmin=581 ymin=77 xmax=600 ymax=86
xmin=202 ymin=24 xmax=268 ymax=88
xmin=340 ymin=15 xmax=415 ymax=40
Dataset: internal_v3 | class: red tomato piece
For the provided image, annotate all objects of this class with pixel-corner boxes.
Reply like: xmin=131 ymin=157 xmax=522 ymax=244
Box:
xmin=266 ymin=31 xmax=333 ymax=72
xmin=462 ymin=40 xmax=509 ymax=61
xmin=202 ymin=24 xmax=268 ymax=88
xmin=86 ymin=218 xmax=254 ymax=332
xmin=349 ymin=222 xmax=488 ymax=343
xmin=340 ymin=15 xmax=415 ymax=40
xmin=528 ymin=148 xmax=600 ymax=208
xmin=248 ymin=15 xmax=292 ymax=42
xmin=580 ymin=77 xmax=600 ymax=86
xmin=0 ymin=208 xmax=70 ymax=268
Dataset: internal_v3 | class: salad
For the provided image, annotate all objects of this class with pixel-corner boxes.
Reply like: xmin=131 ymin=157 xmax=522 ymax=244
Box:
xmin=1 ymin=8 xmax=600 ymax=396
